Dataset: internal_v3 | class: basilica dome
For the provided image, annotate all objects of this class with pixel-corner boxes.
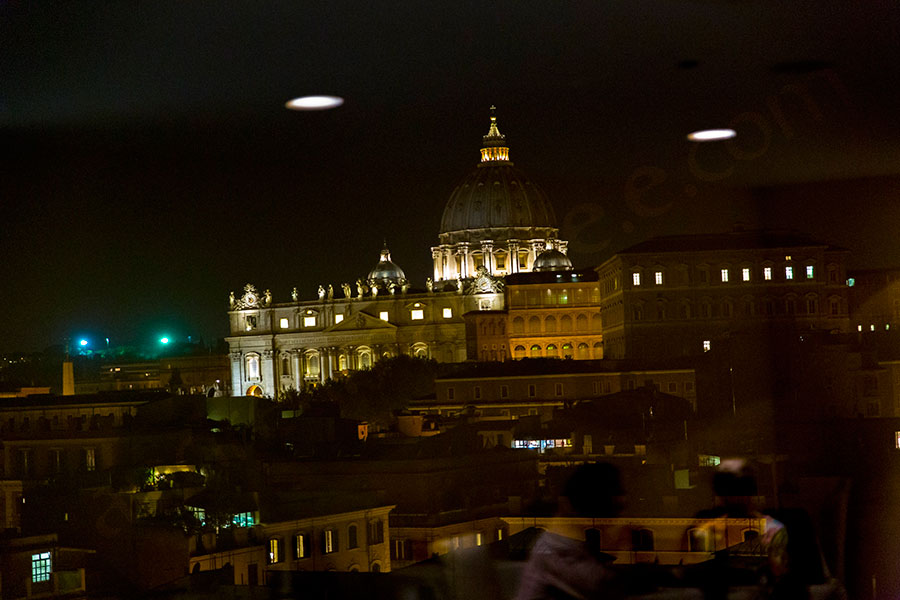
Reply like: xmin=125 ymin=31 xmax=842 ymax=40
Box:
xmin=533 ymin=248 xmax=573 ymax=272
xmin=368 ymin=245 xmax=406 ymax=285
xmin=438 ymin=113 xmax=558 ymax=246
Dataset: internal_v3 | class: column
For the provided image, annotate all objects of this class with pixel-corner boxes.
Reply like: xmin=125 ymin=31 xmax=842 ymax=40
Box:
xmin=460 ymin=243 xmax=470 ymax=279
xmin=230 ymin=351 xmax=242 ymax=396
xmin=261 ymin=350 xmax=275 ymax=397
xmin=432 ymin=248 xmax=442 ymax=282
xmin=292 ymin=350 xmax=302 ymax=390
xmin=317 ymin=350 xmax=327 ymax=384
xmin=481 ymin=241 xmax=494 ymax=275
xmin=508 ymin=241 xmax=520 ymax=274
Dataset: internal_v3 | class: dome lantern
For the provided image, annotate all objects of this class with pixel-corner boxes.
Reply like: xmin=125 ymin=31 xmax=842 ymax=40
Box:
xmin=479 ymin=106 xmax=511 ymax=164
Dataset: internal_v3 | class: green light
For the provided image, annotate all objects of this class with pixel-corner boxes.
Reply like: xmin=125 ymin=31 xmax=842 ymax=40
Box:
xmin=79 ymin=339 xmax=88 ymax=346
xmin=160 ymin=337 xmax=170 ymax=344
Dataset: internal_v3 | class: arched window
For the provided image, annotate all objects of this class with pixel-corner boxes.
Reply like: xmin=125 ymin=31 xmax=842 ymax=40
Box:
xmin=358 ymin=349 xmax=372 ymax=369
xmin=339 ymin=354 xmax=348 ymax=371
xmin=562 ymin=343 xmax=574 ymax=359
xmin=528 ymin=316 xmax=541 ymax=333
xmin=246 ymin=354 xmax=261 ymax=380
xmin=545 ymin=316 xmax=557 ymax=332
xmin=592 ymin=342 xmax=604 ymax=360
xmin=514 ymin=345 xmax=526 ymax=360
xmin=530 ymin=344 xmax=542 ymax=358
xmin=546 ymin=344 xmax=558 ymax=358
xmin=577 ymin=343 xmax=590 ymax=360
xmin=246 ymin=385 xmax=263 ymax=397
xmin=412 ymin=344 xmax=429 ymax=358
xmin=591 ymin=314 xmax=602 ymax=331
xmin=688 ymin=528 xmax=711 ymax=552
xmin=743 ymin=529 xmax=759 ymax=542
xmin=281 ymin=355 xmax=290 ymax=375
xmin=305 ymin=352 xmax=320 ymax=378
xmin=575 ymin=314 xmax=588 ymax=331
xmin=513 ymin=316 xmax=525 ymax=333
xmin=632 ymin=528 xmax=654 ymax=551
xmin=560 ymin=315 xmax=573 ymax=332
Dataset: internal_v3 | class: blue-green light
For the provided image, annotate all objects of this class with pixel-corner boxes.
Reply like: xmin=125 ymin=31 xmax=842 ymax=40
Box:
xmin=79 ymin=339 xmax=88 ymax=346
xmin=160 ymin=337 xmax=170 ymax=344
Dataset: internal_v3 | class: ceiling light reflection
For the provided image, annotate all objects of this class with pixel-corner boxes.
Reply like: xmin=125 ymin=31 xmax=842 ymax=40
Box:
xmin=687 ymin=129 xmax=737 ymax=142
xmin=285 ymin=96 xmax=344 ymax=111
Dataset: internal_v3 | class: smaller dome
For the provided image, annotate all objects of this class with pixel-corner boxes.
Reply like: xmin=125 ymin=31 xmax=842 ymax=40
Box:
xmin=533 ymin=248 xmax=573 ymax=272
xmin=368 ymin=245 xmax=406 ymax=283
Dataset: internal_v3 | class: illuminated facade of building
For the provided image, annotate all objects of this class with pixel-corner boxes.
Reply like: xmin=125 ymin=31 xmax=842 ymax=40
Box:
xmin=596 ymin=230 xmax=852 ymax=361
xmin=226 ymin=112 xmax=571 ymax=398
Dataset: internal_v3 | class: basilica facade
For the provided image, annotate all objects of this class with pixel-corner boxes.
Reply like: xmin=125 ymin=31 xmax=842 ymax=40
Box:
xmin=225 ymin=112 xmax=575 ymax=397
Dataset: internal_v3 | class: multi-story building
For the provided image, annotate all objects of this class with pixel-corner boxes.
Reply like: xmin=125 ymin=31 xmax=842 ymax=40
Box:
xmin=596 ymin=230 xmax=852 ymax=360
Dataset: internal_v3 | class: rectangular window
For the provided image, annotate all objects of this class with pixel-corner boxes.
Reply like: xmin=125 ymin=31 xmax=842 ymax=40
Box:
xmin=232 ymin=512 xmax=255 ymax=527
xmin=764 ymin=267 xmax=773 ymax=280
xmin=335 ymin=314 xmax=344 ymax=324
xmin=528 ymin=384 xmax=536 ymax=397
xmin=806 ymin=265 xmax=814 ymax=279
xmin=268 ymin=538 xmax=281 ymax=564
xmin=685 ymin=382 xmax=694 ymax=393
xmin=895 ymin=431 xmax=900 ymax=449
xmin=592 ymin=381 xmax=600 ymax=395
xmin=500 ymin=385 xmax=509 ymax=399
xmin=668 ymin=382 xmax=677 ymax=393
xmin=294 ymin=533 xmax=308 ymax=559
xmin=443 ymin=307 xmax=453 ymax=318
xmin=742 ymin=268 xmax=750 ymax=282
xmin=703 ymin=340 xmax=711 ymax=352
xmin=32 ymin=552 xmax=51 ymax=583
xmin=368 ymin=520 xmax=384 ymax=545
xmin=303 ymin=316 xmax=316 ymax=327
xmin=84 ymin=448 xmax=96 ymax=471
xmin=720 ymin=269 xmax=729 ymax=283
xmin=786 ymin=266 xmax=794 ymax=280
xmin=411 ymin=309 xmax=424 ymax=320
xmin=654 ymin=271 xmax=663 ymax=285
xmin=279 ymin=317 xmax=289 ymax=329
xmin=476 ymin=532 xmax=483 ymax=546
xmin=324 ymin=530 xmax=335 ymax=554
xmin=497 ymin=528 xmax=504 ymax=541
xmin=447 ymin=387 xmax=455 ymax=401
xmin=554 ymin=383 xmax=563 ymax=397
xmin=379 ymin=311 xmax=389 ymax=321
xmin=632 ymin=272 xmax=641 ymax=286
xmin=474 ymin=386 xmax=482 ymax=400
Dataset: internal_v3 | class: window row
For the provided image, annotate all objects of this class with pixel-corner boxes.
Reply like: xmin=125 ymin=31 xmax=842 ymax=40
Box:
xmin=511 ymin=313 xmax=601 ymax=334
xmin=248 ymin=307 xmax=457 ymax=332
xmin=631 ymin=296 xmax=837 ymax=320
xmin=512 ymin=342 xmax=603 ymax=360
xmin=631 ymin=263 xmax=830 ymax=287
xmin=267 ymin=521 xmax=384 ymax=564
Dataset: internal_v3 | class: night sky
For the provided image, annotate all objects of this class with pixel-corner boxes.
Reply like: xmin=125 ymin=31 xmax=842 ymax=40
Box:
xmin=2 ymin=1 xmax=900 ymax=353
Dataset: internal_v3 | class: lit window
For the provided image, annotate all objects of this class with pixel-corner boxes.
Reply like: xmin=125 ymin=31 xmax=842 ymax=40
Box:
xmin=84 ymin=448 xmax=96 ymax=471
xmin=268 ymin=538 xmax=282 ymax=564
xmin=632 ymin=272 xmax=641 ymax=286
xmin=895 ymin=431 xmax=900 ymax=449
xmin=497 ymin=528 xmax=504 ymax=541
xmin=379 ymin=311 xmax=389 ymax=321
xmin=847 ymin=278 xmax=855 ymax=287
xmin=335 ymin=314 xmax=344 ymax=324
xmin=232 ymin=512 xmax=255 ymax=527
xmin=294 ymin=533 xmax=308 ymax=559
xmin=476 ymin=532 xmax=483 ymax=546
xmin=702 ymin=340 xmax=711 ymax=352
xmin=279 ymin=318 xmax=289 ymax=329
xmin=303 ymin=316 xmax=316 ymax=327
xmin=764 ymin=267 xmax=773 ymax=281
xmin=655 ymin=271 xmax=663 ymax=285
xmin=871 ymin=324 xmax=875 ymax=331
xmin=411 ymin=309 xmax=424 ymax=320
xmin=720 ymin=269 xmax=729 ymax=283
xmin=742 ymin=268 xmax=750 ymax=282
xmin=246 ymin=354 xmax=260 ymax=380
xmin=31 ymin=552 xmax=51 ymax=583
xmin=786 ymin=266 xmax=794 ymax=280
xmin=858 ymin=325 xmax=863 ymax=332
xmin=442 ymin=307 xmax=453 ymax=318
xmin=324 ymin=529 xmax=336 ymax=554
xmin=806 ymin=265 xmax=814 ymax=279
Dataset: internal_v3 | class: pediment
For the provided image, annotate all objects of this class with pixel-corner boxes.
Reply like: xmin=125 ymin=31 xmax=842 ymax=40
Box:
xmin=325 ymin=311 xmax=398 ymax=332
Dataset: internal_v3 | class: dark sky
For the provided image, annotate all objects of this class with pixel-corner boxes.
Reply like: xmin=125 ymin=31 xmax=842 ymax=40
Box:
xmin=2 ymin=1 xmax=900 ymax=353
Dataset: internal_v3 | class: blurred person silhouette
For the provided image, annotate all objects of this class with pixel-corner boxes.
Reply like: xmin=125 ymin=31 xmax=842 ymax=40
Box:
xmin=515 ymin=462 xmax=626 ymax=600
